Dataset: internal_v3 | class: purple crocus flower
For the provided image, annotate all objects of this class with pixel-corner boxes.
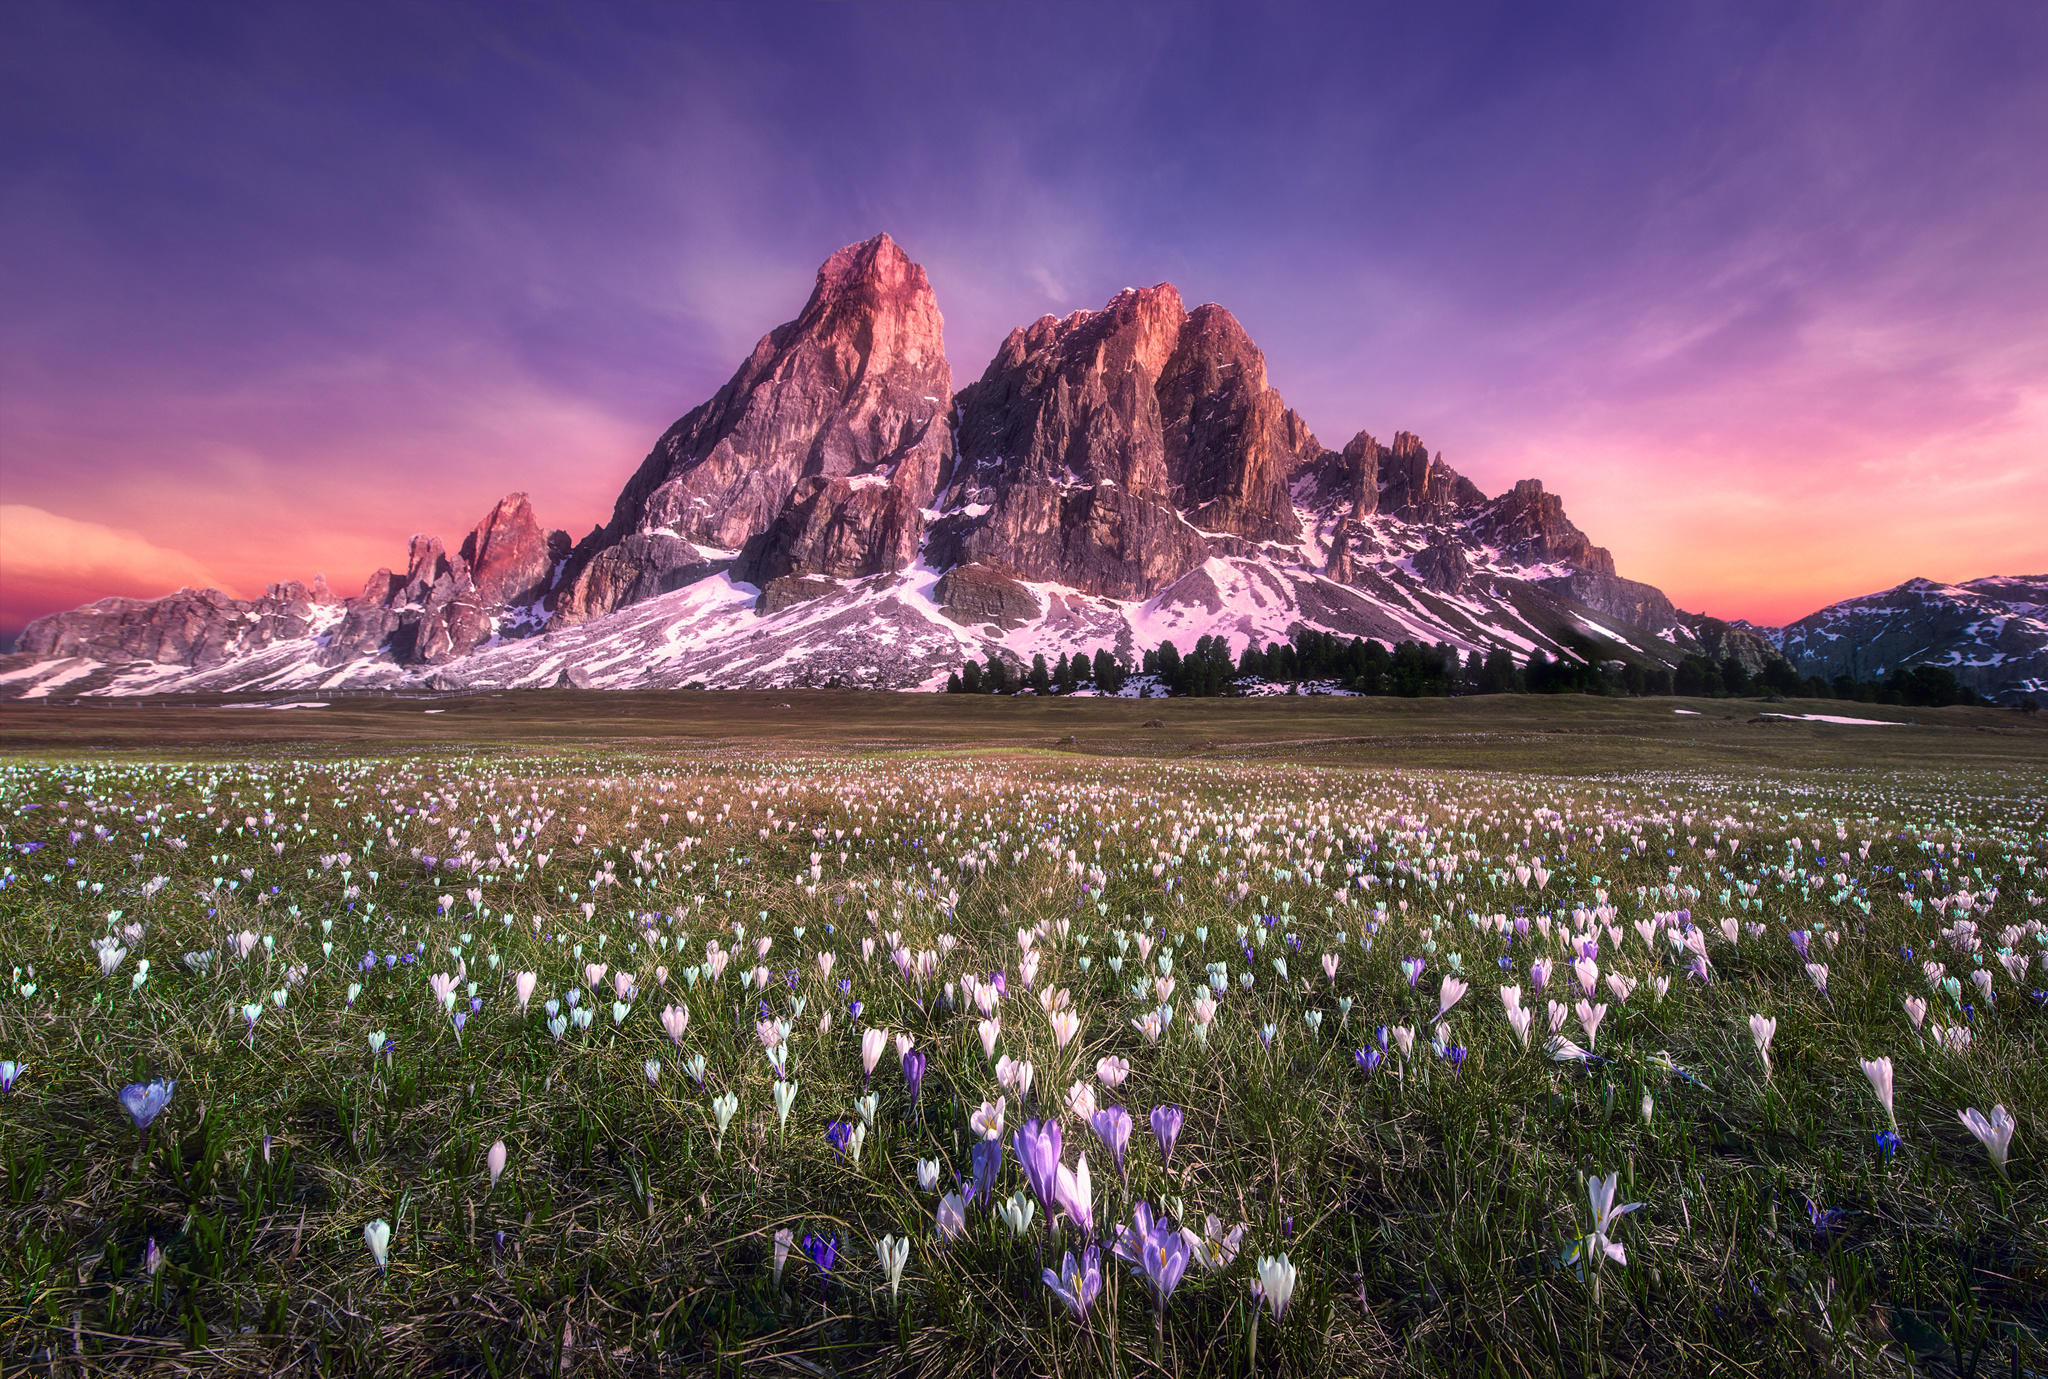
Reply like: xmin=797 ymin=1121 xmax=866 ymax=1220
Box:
xmin=1122 ymin=1207 xmax=1191 ymax=1307
xmin=1014 ymin=1119 xmax=1063 ymax=1213
xmin=1150 ymin=1105 xmax=1183 ymax=1165
xmin=1043 ymin=1246 xmax=1102 ymax=1319
xmin=825 ymin=1121 xmax=854 ymax=1158
xmin=1111 ymin=1201 xmax=1161 ymax=1266
xmin=847 ymin=1000 xmax=863 ymax=1020
xmin=119 ymin=1077 xmax=175 ymax=1130
xmin=802 ymin=1232 xmax=838 ymax=1272
xmin=1355 ymin=1047 xmax=1384 ymax=1076
xmin=1090 ymin=1106 xmax=1132 ymax=1174
xmin=970 ymin=1138 xmax=1002 ymax=1204
xmin=902 ymin=1049 xmax=926 ymax=1104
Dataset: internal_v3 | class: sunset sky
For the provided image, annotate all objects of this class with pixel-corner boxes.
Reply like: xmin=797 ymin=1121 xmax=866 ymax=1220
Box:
xmin=3 ymin=1 xmax=2044 ymax=647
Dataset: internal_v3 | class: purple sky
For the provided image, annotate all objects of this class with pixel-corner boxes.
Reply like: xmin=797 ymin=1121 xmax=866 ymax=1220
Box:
xmin=3 ymin=1 xmax=2044 ymax=645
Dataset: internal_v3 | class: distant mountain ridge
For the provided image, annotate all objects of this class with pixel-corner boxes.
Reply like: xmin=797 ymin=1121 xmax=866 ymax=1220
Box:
xmin=1765 ymin=576 xmax=2047 ymax=703
xmin=2 ymin=234 xmax=2037 ymax=703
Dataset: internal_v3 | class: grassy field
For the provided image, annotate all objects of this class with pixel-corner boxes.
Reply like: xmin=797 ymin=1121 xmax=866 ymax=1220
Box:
xmin=0 ymin=692 xmax=2043 ymax=1375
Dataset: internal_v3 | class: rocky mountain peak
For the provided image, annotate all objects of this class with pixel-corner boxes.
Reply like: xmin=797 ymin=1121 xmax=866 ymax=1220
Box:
xmin=554 ymin=233 xmax=954 ymax=624
xmin=458 ymin=492 xmax=556 ymax=610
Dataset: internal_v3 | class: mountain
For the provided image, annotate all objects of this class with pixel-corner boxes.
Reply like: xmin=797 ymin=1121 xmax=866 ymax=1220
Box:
xmin=0 ymin=233 xmax=2031 ymax=702
xmin=1766 ymin=576 xmax=2048 ymax=702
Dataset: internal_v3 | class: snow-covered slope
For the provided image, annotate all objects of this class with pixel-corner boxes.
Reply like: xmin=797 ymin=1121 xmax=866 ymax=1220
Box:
xmin=0 ymin=552 xmax=1697 ymax=698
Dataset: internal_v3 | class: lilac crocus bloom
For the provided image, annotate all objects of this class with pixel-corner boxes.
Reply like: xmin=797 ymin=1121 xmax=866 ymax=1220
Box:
xmin=1120 ymin=1209 xmax=1191 ymax=1307
xmin=1014 ymin=1119 xmax=1063 ymax=1213
xmin=1090 ymin=1106 xmax=1132 ymax=1174
xmin=1043 ymin=1246 xmax=1102 ymax=1319
xmin=1355 ymin=1047 xmax=1384 ymax=1076
xmin=902 ymin=1049 xmax=926 ymax=1104
xmin=825 ymin=1121 xmax=854 ymax=1158
xmin=1111 ymin=1201 xmax=1161 ymax=1266
xmin=118 ymin=1077 xmax=175 ymax=1130
xmin=0 ymin=1061 xmax=21 ymax=1094
xmin=1150 ymin=1105 xmax=1183 ymax=1165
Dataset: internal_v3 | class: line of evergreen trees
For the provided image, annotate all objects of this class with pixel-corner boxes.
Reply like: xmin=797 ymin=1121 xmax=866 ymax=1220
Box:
xmin=946 ymin=630 xmax=1984 ymax=705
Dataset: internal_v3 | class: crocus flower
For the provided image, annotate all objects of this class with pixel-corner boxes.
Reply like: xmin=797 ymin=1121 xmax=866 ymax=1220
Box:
xmin=1182 ymin=1215 xmax=1247 ymax=1272
xmin=1096 ymin=1056 xmax=1130 ymax=1088
xmin=1150 ymin=1105 xmax=1183 ymax=1165
xmin=364 ymin=1219 xmax=391 ymax=1273
xmin=1043 ymin=1245 xmax=1102 ymax=1319
xmin=487 ymin=1139 xmax=507 ymax=1188
xmin=875 ymin=1234 xmax=909 ymax=1299
xmin=1014 ymin=1119 xmax=1063 ymax=1213
xmin=902 ymin=1049 xmax=927 ymax=1104
xmin=1054 ymin=1152 xmax=1094 ymax=1235
xmin=970 ymin=1138 xmax=1003 ymax=1204
xmin=1401 ymin=957 xmax=1425 ymax=990
xmin=826 ymin=1120 xmax=854 ymax=1158
xmin=1134 ymin=1217 xmax=1191 ymax=1307
xmin=771 ymin=1079 xmax=798 ymax=1129
xmin=1090 ymin=1107 xmax=1132 ymax=1174
xmin=916 ymin=1157 xmax=942 ymax=1193
xmin=1859 ymin=1056 xmax=1896 ymax=1131
xmin=971 ymin=1096 xmax=1006 ymax=1141
xmin=1354 ymin=1047 xmax=1383 ymax=1077
xmin=1575 ymin=1000 xmax=1607 ymax=1050
xmin=119 ymin=1077 xmax=175 ymax=1130
xmin=802 ymin=1231 xmax=839 ymax=1273
xmin=936 ymin=1192 xmax=967 ymax=1241
xmin=861 ymin=1027 xmax=888 ymax=1079
xmin=660 ymin=1004 xmax=689 ymax=1045
xmin=1254 ymin=1254 xmax=1297 ymax=1319
xmin=143 ymin=1237 xmax=163 ymax=1276
xmin=772 ymin=1228 xmax=793 ymax=1288
xmin=1959 ymin=1105 xmax=2017 ymax=1174
xmin=0 ymin=1061 xmax=21 ymax=1093
xmin=1580 ymin=1172 xmax=1641 ymax=1265
xmin=1748 ymin=1015 xmax=1776 ymax=1080
xmin=998 ymin=1191 xmax=1036 ymax=1236
xmin=1049 ymin=1009 xmax=1081 ymax=1048
xmin=1436 ymin=975 xmax=1468 ymax=1020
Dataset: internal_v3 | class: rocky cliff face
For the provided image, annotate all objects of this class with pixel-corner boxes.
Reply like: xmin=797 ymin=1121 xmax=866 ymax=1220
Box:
xmin=558 ymin=232 xmax=952 ymax=622
xmin=930 ymin=285 xmax=1320 ymax=599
